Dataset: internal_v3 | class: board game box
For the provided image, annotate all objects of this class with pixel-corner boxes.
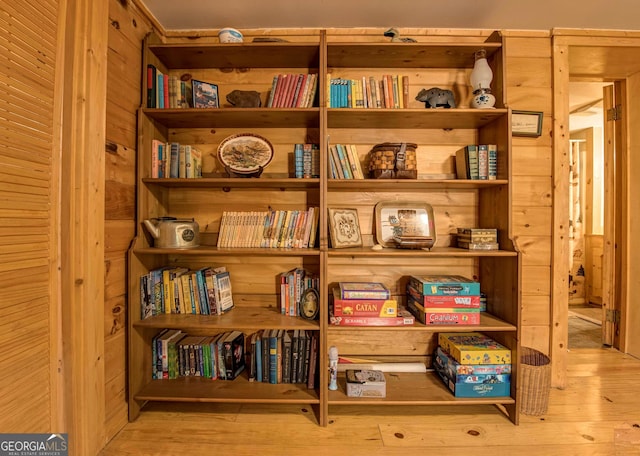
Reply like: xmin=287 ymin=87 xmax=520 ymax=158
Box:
xmin=438 ymin=332 xmax=511 ymax=365
xmin=332 ymin=287 xmax=397 ymax=317
xmin=408 ymin=275 xmax=480 ymax=296
xmin=338 ymin=282 xmax=391 ymax=300
xmin=434 ymin=347 xmax=511 ymax=376
xmin=434 ymin=360 xmax=511 ymax=398
xmin=406 ymin=283 xmax=480 ymax=308
xmin=407 ymin=297 xmax=480 ymax=325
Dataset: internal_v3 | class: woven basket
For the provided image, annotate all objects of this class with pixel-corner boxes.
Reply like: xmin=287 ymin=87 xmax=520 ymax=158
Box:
xmin=518 ymin=347 xmax=551 ymax=416
xmin=368 ymin=142 xmax=418 ymax=179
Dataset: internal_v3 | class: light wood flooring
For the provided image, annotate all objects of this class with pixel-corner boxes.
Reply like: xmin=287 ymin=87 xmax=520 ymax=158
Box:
xmin=102 ymin=348 xmax=640 ymax=455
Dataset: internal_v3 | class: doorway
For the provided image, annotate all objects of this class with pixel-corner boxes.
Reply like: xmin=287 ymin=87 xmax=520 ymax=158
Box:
xmin=568 ymin=81 xmax=607 ymax=348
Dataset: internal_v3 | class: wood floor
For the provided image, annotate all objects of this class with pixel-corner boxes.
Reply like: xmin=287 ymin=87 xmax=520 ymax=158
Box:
xmin=101 ymin=348 xmax=640 ymax=455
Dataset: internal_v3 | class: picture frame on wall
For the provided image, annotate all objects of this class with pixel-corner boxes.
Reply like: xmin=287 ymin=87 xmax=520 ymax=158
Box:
xmin=192 ymin=79 xmax=219 ymax=108
xmin=327 ymin=208 xmax=363 ymax=249
xmin=512 ymin=110 xmax=543 ymax=137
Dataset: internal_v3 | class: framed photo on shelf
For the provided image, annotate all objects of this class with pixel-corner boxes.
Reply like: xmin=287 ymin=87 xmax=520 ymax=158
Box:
xmin=374 ymin=201 xmax=436 ymax=249
xmin=328 ymin=208 xmax=363 ymax=249
xmin=192 ymin=79 xmax=219 ymax=108
xmin=512 ymin=110 xmax=543 ymax=137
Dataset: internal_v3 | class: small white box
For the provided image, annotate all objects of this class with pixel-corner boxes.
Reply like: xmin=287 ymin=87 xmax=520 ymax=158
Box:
xmin=345 ymin=369 xmax=386 ymax=397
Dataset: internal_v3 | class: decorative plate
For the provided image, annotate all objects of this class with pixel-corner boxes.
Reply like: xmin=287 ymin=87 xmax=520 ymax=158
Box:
xmin=217 ymin=133 xmax=274 ymax=175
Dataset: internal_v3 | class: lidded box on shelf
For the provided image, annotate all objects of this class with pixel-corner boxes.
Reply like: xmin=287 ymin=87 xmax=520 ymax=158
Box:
xmin=456 ymin=228 xmax=498 ymax=250
xmin=345 ymin=369 xmax=386 ymax=397
xmin=438 ymin=332 xmax=511 ymax=365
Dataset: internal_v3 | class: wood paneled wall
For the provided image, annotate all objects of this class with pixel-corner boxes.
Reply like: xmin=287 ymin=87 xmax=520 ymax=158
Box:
xmin=104 ymin=0 xmax=154 ymax=444
xmin=503 ymin=32 xmax=553 ymax=354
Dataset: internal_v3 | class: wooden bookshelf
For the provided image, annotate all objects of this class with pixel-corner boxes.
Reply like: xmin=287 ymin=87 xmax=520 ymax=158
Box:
xmin=129 ymin=29 xmax=520 ymax=427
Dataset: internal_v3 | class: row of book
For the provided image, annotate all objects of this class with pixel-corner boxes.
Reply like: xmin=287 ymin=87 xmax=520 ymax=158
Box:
xmin=140 ymin=266 xmax=233 ymax=319
xmin=455 ymin=144 xmax=498 ymax=180
xmin=147 ymin=64 xmax=193 ymax=109
xmin=327 ymin=74 xmax=409 ymax=109
xmin=247 ymin=329 xmax=319 ymax=387
xmin=217 ymin=208 xmax=320 ymax=249
xmin=153 ymin=329 xmax=245 ymax=380
xmin=293 ymin=143 xmax=320 ymax=178
xmin=328 ymin=144 xmax=365 ymax=179
xmin=151 ymin=140 xmax=202 ymax=179
xmin=266 ymin=73 xmax=318 ymax=108
xmin=279 ymin=268 xmax=319 ymax=316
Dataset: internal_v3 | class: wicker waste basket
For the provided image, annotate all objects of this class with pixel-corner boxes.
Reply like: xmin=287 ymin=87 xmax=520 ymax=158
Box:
xmin=518 ymin=347 xmax=551 ymax=416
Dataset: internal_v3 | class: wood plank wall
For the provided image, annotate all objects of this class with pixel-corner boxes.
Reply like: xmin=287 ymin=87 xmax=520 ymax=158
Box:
xmin=0 ymin=1 xmax=59 ymax=432
xmin=104 ymin=0 xmax=153 ymax=444
xmin=503 ymin=31 xmax=553 ymax=353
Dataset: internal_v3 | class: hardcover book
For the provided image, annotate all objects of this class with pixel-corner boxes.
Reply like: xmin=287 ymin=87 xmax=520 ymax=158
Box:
xmin=338 ymin=282 xmax=391 ymax=300
xmin=332 ymin=287 xmax=397 ymax=317
xmin=223 ymin=330 xmax=245 ymax=380
xmin=438 ymin=332 xmax=512 ymax=365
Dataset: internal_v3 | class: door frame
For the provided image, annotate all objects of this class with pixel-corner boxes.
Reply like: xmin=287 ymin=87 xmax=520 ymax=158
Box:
xmin=552 ymin=30 xmax=638 ymax=387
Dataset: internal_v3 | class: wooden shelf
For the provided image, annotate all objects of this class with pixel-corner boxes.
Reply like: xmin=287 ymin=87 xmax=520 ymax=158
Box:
xmin=328 ymin=108 xmax=509 ymax=129
xmin=149 ymin=42 xmax=320 ymax=69
xmin=328 ymin=312 xmax=516 ymax=332
xmin=328 ymin=178 xmax=508 ymax=191
xmin=143 ymin=177 xmax=320 ymax=189
xmin=142 ymin=107 xmax=320 ymax=129
xmin=133 ymin=307 xmax=320 ymax=331
xmin=327 ymin=246 xmax=517 ymax=258
xmin=136 ymin=376 xmax=319 ymax=404
xmin=134 ymin=246 xmax=321 ymax=256
xmin=328 ymin=372 xmax=513 ymax=406
xmin=327 ymin=42 xmax=502 ymax=69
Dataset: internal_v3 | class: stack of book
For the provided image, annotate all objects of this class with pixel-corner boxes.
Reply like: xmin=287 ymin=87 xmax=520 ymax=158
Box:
xmin=433 ymin=332 xmax=512 ymax=397
xmin=217 ymin=208 xmax=320 ymax=249
xmin=151 ymin=140 xmax=202 ymax=179
xmin=330 ymin=282 xmax=415 ymax=326
xmin=327 ymin=75 xmax=409 ymax=109
xmin=146 ymin=64 xmax=193 ymax=109
xmin=247 ymin=329 xmax=318 ymax=388
xmin=456 ymin=228 xmax=498 ymax=250
xmin=455 ymin=144 xmax=497 ymax=180
xmin=406 ymin=275 xmax=481 ymax=325
xmin=140 ymin=266 xmax=233 ymax=318
xmin=152 ymin=329 xmax=245 ymax=381
xmin=266 ymin=73 xmax=318 ymax=108
xmin=293 ymin=143 xmax=320 ymax=178
xmin=327 ymin=144 xmax=365 ymax=179
xmin=279 ymin=268 xmax=319 ymax=316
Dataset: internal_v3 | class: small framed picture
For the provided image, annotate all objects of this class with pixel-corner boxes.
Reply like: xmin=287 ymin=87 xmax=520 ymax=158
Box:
xmin=512 ymin=110 xmax=543 ymax=137
xmin=192 ymin=79 xmax=219 ymax=108
xmin=328 ymin=208 xmax=363 ymax=249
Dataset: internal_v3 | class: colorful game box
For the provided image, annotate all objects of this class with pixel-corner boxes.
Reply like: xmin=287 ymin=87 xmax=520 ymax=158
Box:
xmin=434 ymin=360 xmax=511 ymax=398
xmin=407 ymin=297 xmax=480 ymax=325
xmin=434 ymin=347 xmax=511 ymax=376
xmin=332 ymin=287 xmax=397 ymax=317
xmin=407 ymin=283 xmax=481 ymax=308
xmin=438 ymin=332 xmax=511 ymax=365
xmin=408 ymin=275 xmax=480 ymax=296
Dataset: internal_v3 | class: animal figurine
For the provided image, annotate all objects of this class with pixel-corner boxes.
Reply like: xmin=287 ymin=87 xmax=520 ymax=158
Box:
xmin=415 ymin=87 xmax=456 ymax=109
xmin=226 ymin=90 xmax=262 ymax=108
xmin=383 ymin=28 xmax=417 ymax=43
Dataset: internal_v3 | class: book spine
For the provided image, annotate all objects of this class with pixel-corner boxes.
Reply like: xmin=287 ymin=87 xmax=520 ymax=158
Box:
xmin=467 ymin=145 xmax=479 ymax=180
xmin=478 ymin=144 xmax=488 ymax=180
xmin=488 ymin=144 xmax=497 ymax=180
xmin=147 ymin=64 xmax=156 ymax=108
xmin=402 ymin=75 xmax=409 ymax=108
